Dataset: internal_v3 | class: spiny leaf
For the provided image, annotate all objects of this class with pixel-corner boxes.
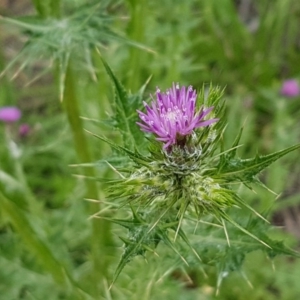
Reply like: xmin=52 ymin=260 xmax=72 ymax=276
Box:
xmin=216 ymin=247 xmax=246 ymax=294
xmin=110 ymin=223 xmax=161 ymax=289
xmin=159 ymin=230 xmax=189 ymax=266
xmin=245 ymin=217 xmax=299 ymax=258
xmin=217 ymin=144 xmax=300 ymax=182
xmin=233 ymin=195 xmax=269 ymax=223
xmin=177 ymin=228 xmax=202 ymax=263
xmin=190 ymin=214 xmax=298 ymax=266
xmin=228 ymin=126 xmax=244 ymax=160
xmin=266 ymin=240 xmax=300 ymax=258
xmin=219 ymin=212 xmax=271 ymax=248
xmin=1 ymin=3 xmax=153 ymax=100
xmin=96 ymin=216 xmax=138 ymax=229
xmin=85 ymin=129 xmax=150 ymax=166
xmin=100 ymin=58 xmax=144 ymax=150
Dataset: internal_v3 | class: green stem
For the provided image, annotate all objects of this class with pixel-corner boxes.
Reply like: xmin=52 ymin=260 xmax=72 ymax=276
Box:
xmin=31 ymin=0 xmax=61 ymax=18
xmin=31 ymin=0 xmax=48 ymax=18
xmin=0 ymin=190 xmax=67 ymax=285
xmin=270 ymin=99 xmax=288 ymax=186
xmin=126 ymin=0 xmax=147 ymax=91
xmin=62 ymin=60 xmax=111 ymax=296
xmin=15 ymin=155 xmax=42 ymax=211
xmin=50 ymin=0 xmax=61 ymax=18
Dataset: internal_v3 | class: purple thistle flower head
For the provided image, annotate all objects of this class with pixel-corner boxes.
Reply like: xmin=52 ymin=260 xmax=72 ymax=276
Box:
xmin=137 ymin=83 xmax=218 ymax=149
xmin=280 ymin=79 xmax=300 ymax=97
xmin=0 ymin=106 xmax=22 ymax=123
xmin=19 ymin=123 xmax=31 ymax=137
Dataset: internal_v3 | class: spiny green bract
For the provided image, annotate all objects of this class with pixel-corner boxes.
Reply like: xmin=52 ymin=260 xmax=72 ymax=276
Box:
xmin=108 ymin=144 xmax=236 ymax=219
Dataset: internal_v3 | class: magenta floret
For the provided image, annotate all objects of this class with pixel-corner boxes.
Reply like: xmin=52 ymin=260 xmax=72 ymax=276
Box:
xmin=137 ymin=83 xmax=218 ymax=148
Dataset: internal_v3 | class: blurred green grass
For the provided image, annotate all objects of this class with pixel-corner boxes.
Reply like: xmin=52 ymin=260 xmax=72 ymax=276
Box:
xmin=0 ymin=0 xmax=300 ymax=299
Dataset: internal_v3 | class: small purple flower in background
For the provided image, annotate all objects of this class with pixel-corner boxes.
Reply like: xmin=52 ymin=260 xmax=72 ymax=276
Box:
xmin=137 ymin=83 xmax=218 ymax=149
xmin=19 ymin=123 xmax=30 ymax=137
xmin=0 ymin=106 xmax=21 ymax=123
xmin=280 ymin=79 xmax=300 ymax=97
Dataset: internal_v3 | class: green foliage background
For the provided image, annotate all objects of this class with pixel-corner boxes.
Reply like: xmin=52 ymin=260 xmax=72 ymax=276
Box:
xmin=0 ymin=0 xmax=300 ymax=299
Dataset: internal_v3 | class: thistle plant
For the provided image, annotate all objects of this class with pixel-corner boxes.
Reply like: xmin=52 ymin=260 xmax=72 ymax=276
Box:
xmin=2 ymin=1 xmax=300 ymax=298
xmin=90 ymin=61 xmax=300 ymax=290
